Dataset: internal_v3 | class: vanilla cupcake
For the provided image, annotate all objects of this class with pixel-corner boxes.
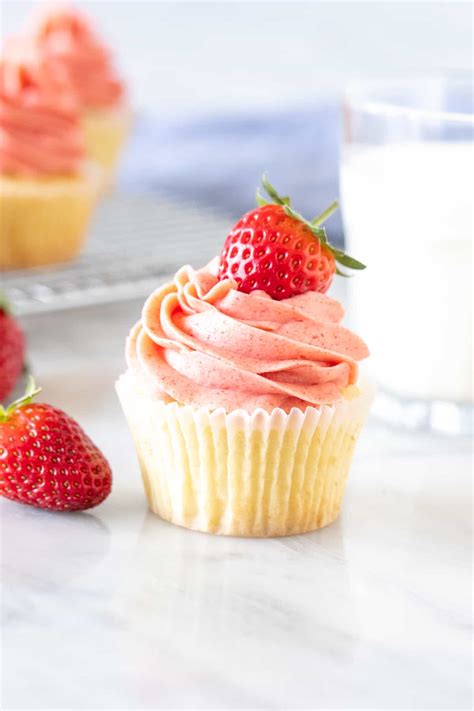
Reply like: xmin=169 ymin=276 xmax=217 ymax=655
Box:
xmin=0 ymin=44 xmax=100 ymax=270
xmin=117 ymin=179 xmax=372 ymax=537
xmin=27 ymin=5 xmax=129 ymax=190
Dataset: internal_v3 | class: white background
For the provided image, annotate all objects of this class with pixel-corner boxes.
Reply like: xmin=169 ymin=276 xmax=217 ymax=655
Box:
xmin=2 ymin=0 xmax=472 ymax=112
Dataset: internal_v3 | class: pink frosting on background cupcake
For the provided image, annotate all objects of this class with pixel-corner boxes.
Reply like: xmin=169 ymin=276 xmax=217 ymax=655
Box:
xmin=0 ymin=39 xmax=84 ymax=177
xmin=127 ymin=259 xmax=370 ymax=413
xmin=28 ymin=4 xmax=124 ymax=109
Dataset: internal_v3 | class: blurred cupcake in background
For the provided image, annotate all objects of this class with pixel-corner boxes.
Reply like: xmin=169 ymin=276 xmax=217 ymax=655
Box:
xmin=0 ymin=40 xmax=100 ymax=269
xmin=28 ymin=4 xmax=130 ymax=188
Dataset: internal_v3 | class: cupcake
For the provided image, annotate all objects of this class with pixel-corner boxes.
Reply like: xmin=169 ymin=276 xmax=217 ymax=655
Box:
xmin=0 ymin=42 xmax=100 ymax=270
xmin=28 ymin=5 xmax=129 ymax=188
xmin=117 ymin=178 xmax=372 ymax=537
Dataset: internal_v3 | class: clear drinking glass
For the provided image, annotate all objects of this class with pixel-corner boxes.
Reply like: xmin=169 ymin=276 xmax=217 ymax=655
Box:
xmin=340 ymin=76 xmax=473 ymax=434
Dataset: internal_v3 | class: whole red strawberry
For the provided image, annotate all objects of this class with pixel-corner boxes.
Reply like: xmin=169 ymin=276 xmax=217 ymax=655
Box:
xmin=219 ymin=176 xmax=365 ymax=299
xmin=0 ymin=293 xmax=25 ymax=403
xmin=0 ymin=379 xmax=112 ymax=511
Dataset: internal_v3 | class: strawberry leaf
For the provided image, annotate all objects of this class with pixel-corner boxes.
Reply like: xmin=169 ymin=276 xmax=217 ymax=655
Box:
xmin=256 ymin=189 xmax=269 ymax=207
xmin=334 ymin=253 xmax=366 ymax=270
xmin=311 ymin=225 xmax=329 ymax=244
xmin=261 ymin=174 xmax=291 ymax=206
xmin=283 ymin=204 xmax=304 ymax=222
xmin=0 ymin=375 xmax=42 ymax=421
xmin=258 ymin=175 xmax=367 ymax=276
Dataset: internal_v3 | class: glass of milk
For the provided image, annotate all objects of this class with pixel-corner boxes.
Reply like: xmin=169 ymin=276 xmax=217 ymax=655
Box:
xmin=340 ymin=76 xmax=473 ymax=434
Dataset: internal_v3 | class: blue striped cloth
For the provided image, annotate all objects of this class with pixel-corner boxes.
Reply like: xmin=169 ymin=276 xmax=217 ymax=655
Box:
xmin=119 ymin=102 xmax=343 ymax=245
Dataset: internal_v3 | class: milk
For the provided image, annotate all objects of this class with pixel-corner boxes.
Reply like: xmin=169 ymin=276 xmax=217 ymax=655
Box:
xmin=340 ymin=141 xmax=473 ymax=403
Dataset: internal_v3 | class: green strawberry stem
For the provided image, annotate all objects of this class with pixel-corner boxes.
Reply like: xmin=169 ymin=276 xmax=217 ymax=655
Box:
xmin=259 ymin=175 xmax=366 ymax=274
xmin=311 ymin=201 xmax=339 ymax=227
xmin=0 ymin=376 xmax=41 ymax=421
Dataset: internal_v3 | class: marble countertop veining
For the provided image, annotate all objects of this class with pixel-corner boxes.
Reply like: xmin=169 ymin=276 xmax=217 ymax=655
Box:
xmin=1 ymin=299 xmax=472 ymax=711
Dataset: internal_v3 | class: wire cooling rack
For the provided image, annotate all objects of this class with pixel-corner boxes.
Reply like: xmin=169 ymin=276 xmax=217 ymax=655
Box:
xmin=1 ymin=192 xmax=232 ymax=315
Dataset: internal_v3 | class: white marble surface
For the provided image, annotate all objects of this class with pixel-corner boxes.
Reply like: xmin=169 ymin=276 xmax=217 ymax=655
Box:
xmin=1 ymin=299 xmax=472 ymax=710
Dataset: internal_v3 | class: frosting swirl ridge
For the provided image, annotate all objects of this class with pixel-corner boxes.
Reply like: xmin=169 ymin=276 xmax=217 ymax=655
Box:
xmin=0 ymin=42 xmax=84 ymax=177
xmin=127 ymin=259 xmax=369 ymax=412
xmin=29 ymin=6 xmax=124 ymax=109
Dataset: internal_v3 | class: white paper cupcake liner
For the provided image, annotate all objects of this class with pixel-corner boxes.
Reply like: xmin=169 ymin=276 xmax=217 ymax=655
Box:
xmin=117 ymin=371 xmax=373 ymax=537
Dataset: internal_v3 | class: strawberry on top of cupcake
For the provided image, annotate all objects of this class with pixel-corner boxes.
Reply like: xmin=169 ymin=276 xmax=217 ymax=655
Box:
xmin=219 ymin=175 xmax=365 ymax=298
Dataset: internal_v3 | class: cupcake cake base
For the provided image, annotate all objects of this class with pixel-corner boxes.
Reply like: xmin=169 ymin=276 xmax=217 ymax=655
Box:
xmin=0 ymin=166 xmax=100 ymax=270
xmin=117 ymin=371 xmax=373 ymax=537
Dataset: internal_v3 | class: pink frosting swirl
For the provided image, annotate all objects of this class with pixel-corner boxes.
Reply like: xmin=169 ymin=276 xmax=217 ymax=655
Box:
xmin=29 ymin=5 xmax=124 ymax=109
xmin=127 ymin=259 xmax=369 ymax=413
xmin=0 ymin=40 xmax=84 ymax=177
